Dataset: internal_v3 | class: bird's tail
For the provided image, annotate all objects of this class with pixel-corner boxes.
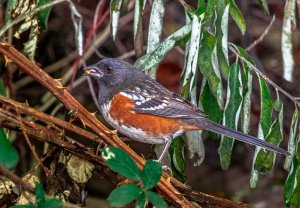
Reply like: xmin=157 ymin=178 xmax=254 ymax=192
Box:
xmin=198 ymin=119 xmax=289 ymax=156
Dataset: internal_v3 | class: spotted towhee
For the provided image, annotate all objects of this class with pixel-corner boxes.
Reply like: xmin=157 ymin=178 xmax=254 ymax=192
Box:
xmin=84 ymin=58 xmax=289 ymax=161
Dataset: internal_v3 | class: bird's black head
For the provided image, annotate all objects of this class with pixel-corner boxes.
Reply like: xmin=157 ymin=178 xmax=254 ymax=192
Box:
xmin=84 ymin=58 xmax=136 ymax=87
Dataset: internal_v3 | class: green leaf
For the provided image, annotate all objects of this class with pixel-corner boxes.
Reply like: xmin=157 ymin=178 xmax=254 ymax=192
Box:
xmin=102 ymin=147 xmax=141 ymax=180
xmin=11 ymin=205 xmax=35 ymax=208
xmin=142 ymin=160 xmax=162 ymax=190
xmin=284 ymin=106 xmax=299 ymax=170
xmin=250 ymin=96 xmax=283 ymax=188
xmin=133 ymin=0 xmax=145 ymax=39
xmin=284 ymin=134 xmax=300 ymax=207
xmin=200 ymin=79 xmax=223 ymax=124
xmin=0 ymin=79 xmax=7 ymax=96
xmin=146 ymin=0 xmax=165 ymax=78
xmin=282 ymin=0 xmax=296 ymax=81
xmin=145 ymin=191 xmax=168 ymax=208
xmin=35 ymin=182 xmax=46 ymax=203
xmin=181 ymin=14 xmax=203 ymax=93
xmin=37 ymin=0 xmax=52 ymax=30
xmin=228 ymin=0 xmax=246 ymax=34
xmin=39 ymin=198 xmax=63 ymax=208
xmin=257 ymin=0 xmax=270 ymax=15
xmin=198 ymin=31 xmax=223 ymax=108
xmin=218 ymin=63 xmax=243 ymax=170
xmin=107 ymin=184 xmax=142 ymax=207
xmin=169 ymin=137 xmax=187 ymax=182
xmin=241 ymin=60 xmax=252 ymax=134
xmin=257 ymin=77 xmax=273 ymax=139
xmin=135 ymin=24 xmax=191 ymax=70
xmin=0 ymin=128 xmax=19 ymax=169
xmin=110 ymin=0 xmax=123 ymax=40
xmin=215 ymin=2 xmax=229 ymax=78
xmin=135 ymin=193 xmax=146 ymax=208
xmin=4 ymin=0 xmax=17 ymax=24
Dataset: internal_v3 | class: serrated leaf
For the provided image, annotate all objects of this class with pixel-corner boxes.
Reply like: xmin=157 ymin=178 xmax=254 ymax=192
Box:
xmin=169 ymin=137 xmax=187 ymax=182
xmin=110 ymin=0 xmax=123 ymax=40
xmin=142 ymin=160 xmax=162 ymax=190
xmin=37 ymin=0 xmax=52 ymax=30
xmin=284 ymin=134 xmax=300 ymax=207
xmin=198 ymin=31 xmax=223 ymax=108
xmin=282 ymin=0 xmax=296 ymax=81
xmin=0 ymin=129 xmax=19 ymax=169
xmin=146 ymin=0 xmax=164 ymax=78
xmin=218 ymin=63 xmax=243 ymax=170
xmin=284 ymin=106 xmax=299 ymax=170
xmin=102 ymin=147 xmax=141 ymax=180
xmin=145 ymin=191 xmax=167 ymax=208
xmin=228 ymin=0 xmax=246 ymax=34
xmin=135 ymin=24 xmax=191 ymax=70
xmin=107 ymin=184 xmax=142 ymax=207
xmin=257 ymin=0 xmax=270 ymax=15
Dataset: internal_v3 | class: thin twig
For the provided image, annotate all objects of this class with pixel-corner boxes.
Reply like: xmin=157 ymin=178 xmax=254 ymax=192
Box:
xmin=17 ymin=113 xmax=51 ymax=176
xmin=0 ymin=165 xmax=35 ymax=193
xmin=230 ymin=44 xmax=300 ymax=108
xmin=246 ymin=15 xmax=276 ymax=51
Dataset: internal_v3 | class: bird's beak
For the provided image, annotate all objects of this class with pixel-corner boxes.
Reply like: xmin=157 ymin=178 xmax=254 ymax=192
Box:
xmin=83 ymin=65 xmax=104 ymax=78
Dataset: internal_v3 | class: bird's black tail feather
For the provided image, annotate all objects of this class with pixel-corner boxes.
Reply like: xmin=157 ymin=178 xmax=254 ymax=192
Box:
xmin=200 ymin=119 xmax=289 ymax=156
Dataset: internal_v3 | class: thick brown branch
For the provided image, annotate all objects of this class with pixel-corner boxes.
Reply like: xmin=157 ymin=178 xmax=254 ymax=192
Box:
xmin=0 ymin=101 xmax=248 ymax=208
xmin=0 ymin=42 xmax=193 ymax=207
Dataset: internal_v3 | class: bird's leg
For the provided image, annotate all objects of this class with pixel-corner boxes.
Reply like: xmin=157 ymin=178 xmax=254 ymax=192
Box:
xmin=157 ymin=138 xmax=172 ymax=162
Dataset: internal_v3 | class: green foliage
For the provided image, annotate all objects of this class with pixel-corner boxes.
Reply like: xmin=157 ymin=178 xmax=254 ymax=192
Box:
xmin=0 ymin=79 xmax=18 ymax=169
xmin=218 ymin=63 xmax=243 ymax=170
xmin=12 ymin=183 xmax=63 ymax=208
xmin=37 ymin=0 xmax=53 ymax=30
xmin=102 ymin=147 xmax=167 ymax=207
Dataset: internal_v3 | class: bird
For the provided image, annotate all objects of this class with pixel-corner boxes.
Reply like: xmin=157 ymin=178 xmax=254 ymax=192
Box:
xmin=83 ymin=58 xmax=289 ymax=162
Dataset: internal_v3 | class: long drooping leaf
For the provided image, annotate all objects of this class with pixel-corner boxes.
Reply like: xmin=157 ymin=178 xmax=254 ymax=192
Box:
xmin=228 ymin=0 xmax=246 ymax=34
xmin=185 ymin=130 xmax=205 ymax=166
xmin=37 ymin=0 xmax=52 ymax=30
xmin=284 ymin=134 xmax=300 ymax=207
xmin=250 ymin=77 xmax=273 ymax=188
xmin=110 ymin=0 xmax=123 ymax=40
xmin=215 ymin=2 xmax=229 ymax=78
xmin=146 ymin=0 xmax=164 ymax=78
xmin=251 ymin=96 xmax=283 ymax=188
xmin=218 ymin=63 xmax=243 ymax=170
xmin=133 ymin=0 xmax=145 ymax=39
xmin=198 ymin=31 xmax=223 ymax=108
xmin=135 ymin=24 xmax=191 ymax=70
xmin=235 ymin=46 xmax=254 ymax=134
xmin=281 ymin=0 xmax=296 ymax=81
xmin=257 ymin=0 xmax=270 ymax=15
xmin=284 ymin=106 xmax=299 ymax=170
xmin=169 ymin=137 xmax=186 ymax=182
